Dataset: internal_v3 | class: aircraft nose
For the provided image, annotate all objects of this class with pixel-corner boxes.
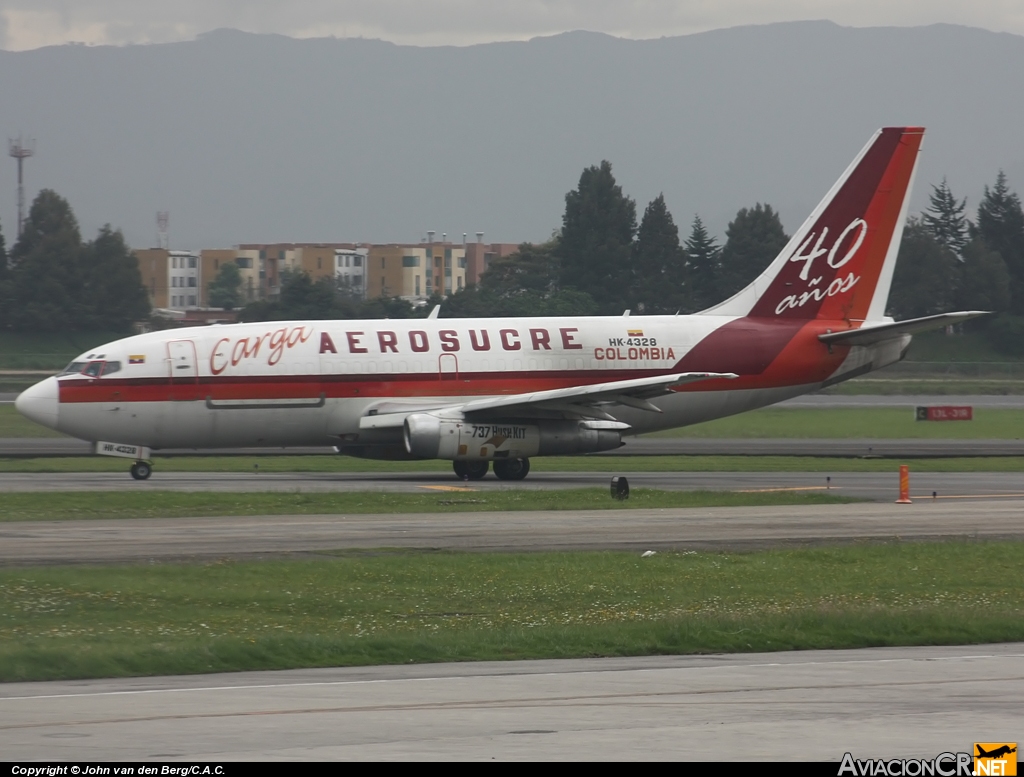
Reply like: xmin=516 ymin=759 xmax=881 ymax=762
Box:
xmin=15 ymin=376 xmax=60 ymax=431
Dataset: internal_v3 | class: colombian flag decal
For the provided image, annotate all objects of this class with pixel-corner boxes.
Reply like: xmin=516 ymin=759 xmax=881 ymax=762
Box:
xmin=627 ymin=329 xmax=644 ymax=337
xmin=129 ymin=355 xmax=146 ymax=365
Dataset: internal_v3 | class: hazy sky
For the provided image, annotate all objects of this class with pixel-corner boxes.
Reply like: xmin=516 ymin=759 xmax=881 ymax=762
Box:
xmin=2 ymin=0 xmax=1024 ymax=50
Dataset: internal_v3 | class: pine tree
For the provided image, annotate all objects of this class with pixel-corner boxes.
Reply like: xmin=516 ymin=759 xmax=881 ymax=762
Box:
xmin=923 ymin=178 xmax=970 ymax=256
xmin=7 ymin=190 xmax=87 ymax=331
xmin=81 ymin=226 xmax=150 ymax=330
xmin=887 ymin=219 xmax=959 ymax=319
xmin=558 ymin=160 xmax=637 ymax=314
xmin=683 ymin=215 xmax=720 ymax=312
xmin=0 ymin=218 xmax=7 ymax=275
xmin=718 ymin=203 xmax=789 ymax=299
xmin=0 ymin=219 xmax=8 ymax=328
xmin=976 ymin=171 xmax=1024 ymax=314
xmin=632 ymin=194 xmax=686 ymax=314
xmin=957 ymin=237 xmax=1010 ymax=313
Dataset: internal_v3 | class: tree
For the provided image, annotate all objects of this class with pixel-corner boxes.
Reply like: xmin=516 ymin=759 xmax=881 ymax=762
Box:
xmin=558 ymin=160 xmax=637 ymax=314
xmin=976 ymin=171 xmax=1024 ymax=314
xmin=480 ymin=242 xmax=560 ymax=296
xmin=0 ymin=219 xmax=8 ymax=328
xmin=0 ymin=217 xmax=7 ymax=277
xmin=956 ymin=237 xmax=1010 ymax=313
xmin=632 ymin=194 xmax=686 ymax=314
xmin=887 ymin=219 xmax=959 ymax=319
xmin=6 ymin=190 xmax=86 ymax=331
xmin=683 ymin=215 xmax=721 ymax=312
xmin=276 ymin=270 xmax=336 ymax=319
xmin=923 ymin=178 xmax=969 ymax=256
xmin=208 ymin=262 xmax=243 ymax=310
xmin=718 ymin=203 xmax=789 ymax=299
xmin=81 ymin=226 xmax=150 ymax=330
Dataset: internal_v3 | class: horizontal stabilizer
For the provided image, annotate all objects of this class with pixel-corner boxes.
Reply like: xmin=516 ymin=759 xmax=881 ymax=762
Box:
xmin=818 ymin=311 xmax=990 ymax=347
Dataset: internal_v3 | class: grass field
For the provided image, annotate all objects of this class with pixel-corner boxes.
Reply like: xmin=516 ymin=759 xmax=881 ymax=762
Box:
xmin=0 ymin=488 xmax=856 ymax=522
xmin=650 ymin=407 xmax=1024 ymax=438
xmin=0 ymin=331 xmax=127 ymax=371
xmin=2 ymin=542 xmax=1020 ymax=682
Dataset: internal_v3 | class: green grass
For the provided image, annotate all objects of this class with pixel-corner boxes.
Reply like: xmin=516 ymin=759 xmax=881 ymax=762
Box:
xmin=0 ymin=405 xmax=68 ymax=438
xmin=0 ymin=488 xmax=856 ymax=523
xmin=2 ymin=542 xmax=1021 ymax=682
xmin=829 ymin=379 xmax=1024 ymax=395
xmin=0 ymin=331 xmax=127 ymax=370
xmin=650 ymin=407 xmax=1024 ymax=438
xmin=3 ymin=454 xmax=1024 ymax=474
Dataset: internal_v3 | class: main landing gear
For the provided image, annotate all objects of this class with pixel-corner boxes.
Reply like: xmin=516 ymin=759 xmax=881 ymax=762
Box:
xmin=452 ymin=460 xmax=489 ymax=480
xmin=130 ymin=461 xmax=153 ymax=480
xmin=493 ymin=458 xmax=530 ymax=481
xmin=451 ymin=458 xmax=531 ymax=481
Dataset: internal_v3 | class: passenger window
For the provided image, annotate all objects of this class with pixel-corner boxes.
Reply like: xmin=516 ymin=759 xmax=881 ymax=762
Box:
xmin=82 ymin=361 xmax=104 ymax=378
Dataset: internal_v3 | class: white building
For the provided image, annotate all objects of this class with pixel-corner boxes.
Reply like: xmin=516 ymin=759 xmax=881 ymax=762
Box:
xmin=335 ymin=247 xmax=368 ymax=298
xmin=167 ymin=250 xmax=200 ymax=310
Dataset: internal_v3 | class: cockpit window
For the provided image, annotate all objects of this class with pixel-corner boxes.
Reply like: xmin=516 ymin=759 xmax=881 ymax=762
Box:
xmin=60 ymin=361 xmax=87 ymax=375
xmin=82 ymin=361 xmax=104 ymax=378
xmin=101 ymin=361 xmax=121 ymax=376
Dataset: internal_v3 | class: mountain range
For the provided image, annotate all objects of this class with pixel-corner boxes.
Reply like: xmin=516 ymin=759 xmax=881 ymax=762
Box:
xmin=1 ymin=21 xmax=1022 ymax=250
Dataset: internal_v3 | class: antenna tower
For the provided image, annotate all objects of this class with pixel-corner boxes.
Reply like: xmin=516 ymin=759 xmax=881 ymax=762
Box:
xmin=8 ymin=137 xmax=35 ymax=238
xmin=156 ymin=211 xmax=170 ymax=249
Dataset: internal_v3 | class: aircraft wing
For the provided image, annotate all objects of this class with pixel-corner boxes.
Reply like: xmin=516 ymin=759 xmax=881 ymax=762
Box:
xmin=358 ymin=371 xmax=735 ymax=428
xmin=818 ymin=311 xmax=989 ymax=348
xmin=458 ymin=371 xmax=736 ymax=421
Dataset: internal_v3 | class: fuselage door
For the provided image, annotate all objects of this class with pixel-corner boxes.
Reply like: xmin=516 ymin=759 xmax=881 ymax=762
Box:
xmin=167 ymin=339 xmax=199 ymax=400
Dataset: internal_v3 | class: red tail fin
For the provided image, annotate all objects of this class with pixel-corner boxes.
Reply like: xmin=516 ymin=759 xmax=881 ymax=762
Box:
xmin=707 ymin=127 xmax=924 ymax=322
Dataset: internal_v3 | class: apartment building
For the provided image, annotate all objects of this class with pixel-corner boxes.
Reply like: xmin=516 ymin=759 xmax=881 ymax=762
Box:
xmin=134 ymin=248 xmax=201 ymax=310
xmin=365 ymin=243 xmax=466 ymax=301
xmin=335 ymin=247 xmax=368 ymax=297
xmin=135 ymin=239 xmax=515 ymax=314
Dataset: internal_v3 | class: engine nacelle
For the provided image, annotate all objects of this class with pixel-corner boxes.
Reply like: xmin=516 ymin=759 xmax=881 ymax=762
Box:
xmin=403 ymin=414 xmax=623 ymax=460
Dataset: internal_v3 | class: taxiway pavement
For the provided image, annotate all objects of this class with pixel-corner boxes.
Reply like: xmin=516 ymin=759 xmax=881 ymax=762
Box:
xmin=3 ymin=468 xmax=1024 ymax=502
xmin=3 ymin=499 xmax=1023 ymax=565
xmin=2 ymin=644 xmax=1020 ymax=760
xmin=5 ymin=436 xmax=1024 ymax=457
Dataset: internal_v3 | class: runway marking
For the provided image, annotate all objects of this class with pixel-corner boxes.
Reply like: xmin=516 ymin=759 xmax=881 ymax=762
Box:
xmin=3 ymin=652 xmax=1021 ymax=702
xmin=418 ymin=485 xmax=477 ymax=492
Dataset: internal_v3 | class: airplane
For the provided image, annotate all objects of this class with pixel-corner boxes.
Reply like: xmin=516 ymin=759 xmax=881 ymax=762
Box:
xmin=15 ymin=126 xmax=985 ymax=481
xmin=976 ymin=746 xmax=1017 ymax=759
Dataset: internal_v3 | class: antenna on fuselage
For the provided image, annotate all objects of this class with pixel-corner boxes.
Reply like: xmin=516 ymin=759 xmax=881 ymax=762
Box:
xmin=428 ymin=305 xmax=441 ymax=319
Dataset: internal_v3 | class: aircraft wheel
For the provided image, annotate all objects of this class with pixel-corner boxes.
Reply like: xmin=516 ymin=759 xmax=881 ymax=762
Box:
xmin=453 ymin=461 xmax=489 ymax=480
xmin=464 ymin=461 xmax=489 ymax=480
xmin=130 ymin=461 xmax=152 ymax=481
xmin=493 ymin=458 xmax=530 ymax=481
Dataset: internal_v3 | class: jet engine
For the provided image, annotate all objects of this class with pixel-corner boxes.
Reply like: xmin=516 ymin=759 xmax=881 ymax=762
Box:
xmin=403 ymin=414 xmax=623 ymax=460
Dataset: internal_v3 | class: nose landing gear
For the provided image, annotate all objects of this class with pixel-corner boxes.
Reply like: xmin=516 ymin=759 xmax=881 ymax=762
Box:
xmin=130 ymin=461 xmax=153 ymax=480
